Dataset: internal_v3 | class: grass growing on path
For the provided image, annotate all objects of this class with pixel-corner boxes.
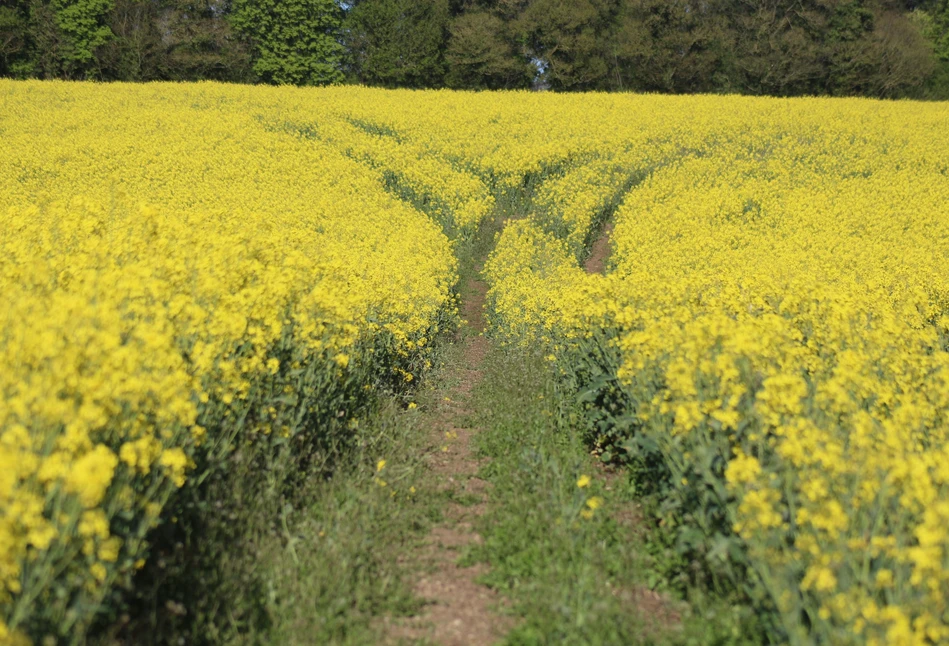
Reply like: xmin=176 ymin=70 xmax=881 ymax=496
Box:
xmin=465 ymin=343 xmax=764 ymax=645
xmin=232 ymin=390 xmax=444 ymax=645
xmin=246 ymin=341 xmax=767 ymax=645
xmin=464 ymin=345 xmax=674 ymax=644
xmin=233 ymin=204 xmax=513 ymax=646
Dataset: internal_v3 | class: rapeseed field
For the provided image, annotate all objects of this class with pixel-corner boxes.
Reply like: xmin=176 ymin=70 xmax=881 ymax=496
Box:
xmin=486 ymin=95 xmax=949 ymax=644
xmin=2 ymin=80 xmax=948 ymax=644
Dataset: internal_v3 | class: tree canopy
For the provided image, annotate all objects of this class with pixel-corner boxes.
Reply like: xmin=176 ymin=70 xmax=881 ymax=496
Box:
xmin=0 ymin=0 xmax=946 ymax=98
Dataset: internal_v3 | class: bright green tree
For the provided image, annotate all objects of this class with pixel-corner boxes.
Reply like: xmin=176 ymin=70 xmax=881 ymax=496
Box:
xmin=53 ymin=0 xmax=113 ymax=77
xmin=914 ymin=1 xmax=949 ymax=62
xmin=231 ymin=0 xmax=344 ymax=85
xmin=15 ymin=0 xmax=115 ymax=79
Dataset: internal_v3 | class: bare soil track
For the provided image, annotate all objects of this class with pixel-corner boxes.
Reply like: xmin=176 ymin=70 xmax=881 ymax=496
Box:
xmin=382 ymin=269 xmax=513 ymax=646
xmin=382 ymin=211 xmax=683 ymax=644
xmin=584 ymin=221 xmax=614 ymax=275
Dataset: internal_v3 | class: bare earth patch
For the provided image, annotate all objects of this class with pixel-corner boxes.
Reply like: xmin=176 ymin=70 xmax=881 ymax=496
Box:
xmin=584 ymin=221 xmax=614 ymax=274
xmin=382 ymin=271 xmax=514 ymax=646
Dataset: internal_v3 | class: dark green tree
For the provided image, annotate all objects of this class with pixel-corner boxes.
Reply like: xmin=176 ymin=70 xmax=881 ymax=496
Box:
xmin=913 ymin=0 xmax=949 ymax=96
xmin=824 ymin=1 xmax=885 ymax=95
xmin=0 ymin=1 xmax=32 ymax=76
xmin=160 ymin=0 xmax=253 ymax=82
xmin=861 ymin=9 xmax=934 ymax=96
xmin=96 ymin=0 xmax=163 ymax=80
xmin=931 ymin=0 xmax=949 ymax=57
xmin=344 ymin=0 xmax=450 ymax=87
xmin=445 ymin=9 xmax=534 ymax=88
xmin=725 ymin=0 xmax=933 ymax=96
xmin=516 ymin=0 xmax=618 ymax=91
xmin=0 ymin=0 xmax=944 ymax=98
xmin=609 ymin=0 xmax=734 ymax=93
xmin=22 ymin=0 xmax=66 ymax=78
xmin=231 ymin=0 xmax=344 ymax=85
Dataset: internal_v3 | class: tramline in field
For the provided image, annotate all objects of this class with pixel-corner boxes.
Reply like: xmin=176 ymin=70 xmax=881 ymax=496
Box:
xmin=2 ymin=81 xmax=948 ymax=644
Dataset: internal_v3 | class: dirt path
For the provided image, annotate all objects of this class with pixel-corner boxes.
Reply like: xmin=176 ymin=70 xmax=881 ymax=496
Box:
xmin=584 ymin=221 xmax=614 ymax=274
xmin=383 ymin=268 xmax=513 ymax=646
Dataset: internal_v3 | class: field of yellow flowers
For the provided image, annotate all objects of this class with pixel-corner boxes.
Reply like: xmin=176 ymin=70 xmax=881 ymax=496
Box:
xmin=2 ymin=80 xmax=948 ymax=644
xmin=486 ymin=96 xmax=949 ymax=644
xmin=0 ymin=82 xmax=469 ymax=642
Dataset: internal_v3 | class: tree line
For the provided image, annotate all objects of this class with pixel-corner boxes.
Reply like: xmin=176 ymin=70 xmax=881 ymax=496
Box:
xmin=1 ymin=0 xmax=948 ymax=98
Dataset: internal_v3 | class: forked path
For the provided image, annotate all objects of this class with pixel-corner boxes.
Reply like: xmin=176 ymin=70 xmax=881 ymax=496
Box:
xmin=383 ymin=265 xmax=513 ymax=645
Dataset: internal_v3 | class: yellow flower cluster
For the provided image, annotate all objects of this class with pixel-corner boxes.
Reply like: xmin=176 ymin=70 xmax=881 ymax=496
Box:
xmin=0 ymin=81 xmax=458 ymax=639
xmin=486 ymin=94 xmax=949 ymax=643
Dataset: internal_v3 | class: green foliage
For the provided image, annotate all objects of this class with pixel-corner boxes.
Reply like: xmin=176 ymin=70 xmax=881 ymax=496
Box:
xmin=933 ymin=0 xmax=949 ymax=60
xmin=610 ymin=0 xmax=734 ymax=94
xmin=81 ymin=306 xmax=452 ymax=644
xmin=469 ymin=346 xmax=654 ymax=644
xmin=344 ymin=0 xmax=450 ymax=88
xmin=913 ymin=1 xmax=949 ymax=97
xmin=445 ymin=10 xmax=533 ymax=89
xmin=151 ymin=0 xmax=254 ymax=83
xmin=828 ymin=1 xmax=875 ymax=43
xmin=923 ymin=57 xmax=949 ymax=98
xmin=518 ymin=0 xmax=617 ymax=91
xmin=915 ymin=4 xmax=948 ymax=61
xmin=542 ymin=323 xmax=786 ymax=642
xmin=12 ymin=0 xmax=116 ymax=79
xmin=0 ymin=0 xmax=946 ymax=96
xmin=230 ymin=0 xmax=344 ymax=85
xmin=52 ymin=0 xmax=114 ymax=76
xmin=468 ymin=342 xmax=765 ymax=644
xmin=0 ymin=2 xmax=31 ymax=77
xmin=861 ymin=10 xmax=936 ymax=97
xmin=95 ymin=0 xmax=162 ymax=81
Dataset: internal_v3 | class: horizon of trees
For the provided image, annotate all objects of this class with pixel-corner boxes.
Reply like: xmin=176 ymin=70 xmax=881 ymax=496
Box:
xmin=1 ymin=0 xmax=948 ymax=99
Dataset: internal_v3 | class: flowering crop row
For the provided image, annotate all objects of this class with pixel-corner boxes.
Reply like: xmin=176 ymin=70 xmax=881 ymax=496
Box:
xmin=485 ymin=95 xmax=949 ymax=644
xmin=0 ymin=81 xmax=459 ymax=643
